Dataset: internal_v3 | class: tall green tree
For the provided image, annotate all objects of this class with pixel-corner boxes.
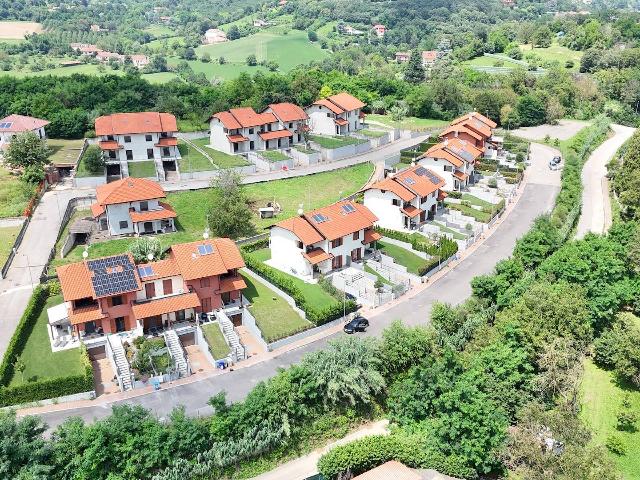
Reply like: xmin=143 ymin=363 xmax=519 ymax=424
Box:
xmin=4 ymin=131 xmax=50 ymax=170
xmin=206 ymin=170 xmax=256 ymax=239
xmin=404 ymin=49 xmax=425 ymax=84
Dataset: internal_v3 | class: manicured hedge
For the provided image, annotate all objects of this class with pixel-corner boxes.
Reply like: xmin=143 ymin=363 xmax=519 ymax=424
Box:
xmin=317 ymin=434 xmax=476 ymax=480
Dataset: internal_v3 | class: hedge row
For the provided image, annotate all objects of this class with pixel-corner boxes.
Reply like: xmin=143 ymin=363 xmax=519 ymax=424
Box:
xmin=317 ymin=433 xmax=476 ymax=480
xmin=374 ymin=227 xmax=458 ymax=259
xmin=242 ymin=252 xmax=358 ymax=325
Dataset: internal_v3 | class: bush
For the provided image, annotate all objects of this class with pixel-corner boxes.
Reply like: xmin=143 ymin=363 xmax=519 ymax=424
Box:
xmin=374 ymin=227 xmax=458 ymax=260
xmin=81 ymin=145 xmax=105 ymax=174
xmin=605 ymin=434 xmax=627 ymax=455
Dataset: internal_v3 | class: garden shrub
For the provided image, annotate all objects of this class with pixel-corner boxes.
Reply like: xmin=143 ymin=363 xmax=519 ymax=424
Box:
xmin=374 ymin=227 xmax=458 ymax=259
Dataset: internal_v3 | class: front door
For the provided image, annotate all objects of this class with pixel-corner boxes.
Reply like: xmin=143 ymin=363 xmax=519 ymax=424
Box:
xmin=115 ymin=317 xmax=126 ymax=332
xmin=144 ymin=222 xmax=154 ymax=233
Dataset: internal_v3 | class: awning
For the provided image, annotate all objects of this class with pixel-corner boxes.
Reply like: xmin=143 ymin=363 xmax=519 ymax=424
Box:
xmin=363 ymin=229 xmax=382 ymax=244
xmin=129 ymin=202 xmax=177 ymax=223
xmin=437 ymin=191 xmax=448 ymax=201
xmin=359 ymin=111 xmax=366 ymax=118
xmin=401 ymin=205 xmax=423 ymax=218
xmin=453 ymin=170 xmax=469 ymax=181
xmin=227 ymin=134 xmax=249 ymax=143
xmin=132 ymin=292 xmax=201 ymax=320
xmin=302 ymin=248 xmax=333 ymax=265
xmin=155 ymin=137 xmax=178 ymax=147
xmin=47 ymin=302 xmax=71 ymax=326
xmin=258 ymin=129 xmax=293 ymax=140
xmin=98 ymin=140 xmax=122 ymax=150
xmin=218 ymin=276 xmax=248 ymax=293
xmin=334 ymin=118 xmax=348 ymax=126
xmin=69 ymin=306 xmax=107 ymax=326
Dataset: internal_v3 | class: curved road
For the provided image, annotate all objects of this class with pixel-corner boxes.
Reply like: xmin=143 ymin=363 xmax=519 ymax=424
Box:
xmin=26 ymin=143 xmax=561 ymax=430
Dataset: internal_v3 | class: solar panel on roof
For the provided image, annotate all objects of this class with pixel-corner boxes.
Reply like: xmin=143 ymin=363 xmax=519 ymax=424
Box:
xmin=341 ymin=204 xmax=356 ymax=214
xmin=416 ymin=167 xmax=442 ymax=185
xmin=87 ymin=254 xmax=139 ymax=297
xmin=446 ymin=146 xmax=474 ymax=162
xmin=0 ymin=122 xmax=12 ymax=129
xmin=414 ymin=166 xmax=428 ymax=176
xmin=138 ymin=266 xmax=154 ymax=277
xmin=402 ymin=177 xmax=416 ymax=185
xmin=197 ymin=244 xmax=214 ymax=255
xmin=312 ymin=213 xmax=329 ymax=223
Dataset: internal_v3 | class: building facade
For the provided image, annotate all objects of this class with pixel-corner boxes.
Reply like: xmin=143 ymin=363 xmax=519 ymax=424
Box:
xmin=0 ymin=114 xmax=49 ymax=149
xmin=418 ymin=137 xmax=483 ymax=191
xmin=304 ymin=92 xmax=365 ymax=136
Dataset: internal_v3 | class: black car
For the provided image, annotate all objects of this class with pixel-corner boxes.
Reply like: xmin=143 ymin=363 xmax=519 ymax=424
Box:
xmin=552 ymin=155 xmax=562 ymax=165
xmin=344 ymin=316 xmax=369 ymax=334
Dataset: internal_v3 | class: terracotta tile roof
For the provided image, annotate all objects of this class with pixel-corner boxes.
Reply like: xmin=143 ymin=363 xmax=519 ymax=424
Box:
xmin=313 ymin=98 xmax=344 ymax=115
xmin=453 ymin=170 xmax=469 ymax=181
xmin=218 ymin=275 xmax=248 ymax=293
xmin=169 ymin=238 xmax=244 ymax=281
xmin=422 ymin=144 xmax=464 ymax=167
xmin=95 ymin=112 xmax=177 ymax=136
xmin=95 ymin=178 xmax=166 ymax=206
xmin=302 ymin=248 xmax=333 ymax=265
xmin=132 ymin=292 xmax=200 ymax=320
xmin=155 ymin=137 xmax=178 ymax=147
xmin=129 ymin=202 xmax=177 ymax=223
xmin=230 ymin=108 xmax=277 ymax=128
xmin=353 ymin=461 xmax=421 ymax=480
xmin=394 ymin=165 xmax=445 ymax=197
xmin=401 ymin=205 xmax=423 ymax=218
xmin=451 ymin=111 xmax=497 ymax=129
xmin=303 ymin=200 xmax=377 ymax=241
xmin=365 ymin=176 xmax=416 ymax=202
xmin=212 ymin=111 xmax=242 ymax=130
xmin=267 ymin=103 xmax=308 ymax=122
xmin=69 ymin=305 xmax=107 ymax=326
xmin=57 ymin=262 xmax=95 ymax=301
xmin=439 ymin=124 xmax=483 ymax=141
xmin=334 ymin=118 xmax=349 ymax=126
xmin=227 ymin=134 xmax=248 ymax=143
xmin=98 ymin=140 xmax=123 ymax=150
xmin=91 ymin=203 xmax=105 ymax=218
xmin=272 ymin=216 xmax=324 ymax=245
xmin=136 ymin=258 xmax=180 ymax=280
xmin=450 ymin=114 xmax=493 ymax=139
xmin=0 ymin=114 xmax=49 ymax=133
xmin=258 ymin=129 xmax=293 ymax=140
xmin=437 ymin=191 xmax=448 ymax=201
xmin=363 ymin=229 xmax=382 ymax=244
xmin=442 ymin=137 xmax=483 ymax=161
xmin=422 ymin=50 xmax=437 ymax=62
xmin=327 ymin=92 xmax=366 ymax=111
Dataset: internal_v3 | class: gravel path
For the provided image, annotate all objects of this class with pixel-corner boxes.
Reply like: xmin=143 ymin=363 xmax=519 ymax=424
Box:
xmin=512 ymin=119 xmax=591 ymax=141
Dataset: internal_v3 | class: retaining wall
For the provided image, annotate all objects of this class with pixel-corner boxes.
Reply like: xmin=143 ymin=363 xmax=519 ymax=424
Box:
xmin=313 ymin=140 xmax=372 ymax=162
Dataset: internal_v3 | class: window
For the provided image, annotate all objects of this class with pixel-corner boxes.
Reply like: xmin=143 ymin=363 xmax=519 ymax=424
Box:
xmin=331 ymin=238 xmax=343 ymax=248
xmin=297 ymin=134 xmax=301 ymax=142
xmin=249 ymin=128 xmax=254 ymax=134
xmin=353 ymin=231 xmax=360 ymax=240
xmin=296 ymin=241 xmax=303 ymax=249
xmin=107 ymin=135 xmax=114 ymax=141
xmin=444 ymin=165 xmax=453 ymax=172
xmin=351 ymin=248 xmax=361 ymax=261
xmin=139 ymin=201 xmax=148 ymax=211
xmin=145 ymin=283 xmax=155 ymax=299
xmin=108 ymin=151 xmax=116 ymax=159
xmin=288 ymin=122 xmax=293 ymax=128
xmin=115 ymin=317 xmax=126 ymax=332
xmin=163 ymin=279 xmax=173 ymax=295
xmin=250 ymin=141 xmax=255 ymax=150
xmin=126 ymin=150 xmax=133 ymax=160
xmin=202 ymin=297 xmax=212 ymax=312
xmin=147 ymin=148 xmax=154 ymax=159
xmin=111 ymin=295 xmax=123 ymax=306
xmin=200 ymin=277 xmax=210 ymax=288
xmin=392 ymin=199 xmax=400 ymax=206
xmin=162 ymin=147 xmax=170 ymax=156
xmin=145 ymin=134 xmax=152 ymax=141
xmin=331 ymin=255 xmax=343 ymax=270
xmin=119 ymin=221 xmax=128 ymax=229
xmin=326 ymin=113 xmax=331 ymax=118
xmin=176 ymin=309 xmax=185 ymax=322
xmin=124 ymin=135 xmax=131 ymax=143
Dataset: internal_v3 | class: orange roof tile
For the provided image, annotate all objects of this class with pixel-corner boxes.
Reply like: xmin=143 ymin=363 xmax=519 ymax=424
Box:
xmin=57 ymin=262 xmax=95 ymax=301
xmin=229 ymin=107 xmax=277 ymax=128
xmin=212 ymin=111 xmax=242 ymax=130
xmin=451 ymin=111 xmax=497 ymax=129
xmin=129 ymin=202 xmax=177 ymax=223
xmin=363 ymin=229 xmax=382 ymax=244
xmin=69 ymin=305 xmax=107 ymax=326
xmin=401 ymin=205 xmax=422 ymax=218
xmin=273 ymin=216 xmax=324 ymax=245
xmin=334 ymin=118 xmax=348 ymax=126
xmin=218 ymin=275 xmax=248 ymax=293
xmin=421 ymin=50 xmax=437 ymax=62
xmin=421 ymin=144 xmax=464 ymax=167
xmin=365 ymin=176 xmax=416 ymax=202
xmin=258 ymin=129 xmax=293 ymax=140
xmin=136 ymin=258 xmax=180 ymax=280
xmin=95 ymin=112 xmax=177 ymax=136
xmin=303 ymin=200 xmax=377 ymax=241
xmin=313 ymin=98 xmax=344 ymax=115
xmin=267 ymin=103 xmax=308 ymax=122
xmin=91 ymin=203 xmax=105 ymax=218
xmin=453 ymin=170 xmax=469 ymax=181
xmin=442 ymin=137 xmax=483 ymax=161
xmin=437 ymin=191 xmax=448 ymax=201
xmin=169 ymin=238 xmax=244 ymax=281
xmin=95 ymin=178 xmax=166 ymax=206
xmin=439 ymin=124 xmax=483 ymax=141
xmin=227 ymin=134 xmax=248 ymax=143
xmin=394 ymin=165 xmax=445 ymax=197
xmin=132 ymin=292 xmax=200 ymax=319
xmin=155 ymin=137 xmax=178 ymax=147
xmin=302 ymin=248 xmax=333 ymax=265
xmin=0 ymin=114 xmax=49 ymax=133
xmin=327 ymin=92 xmax=366 ymax=111
xmin=98 ymin=140 xmax=122 ymax=150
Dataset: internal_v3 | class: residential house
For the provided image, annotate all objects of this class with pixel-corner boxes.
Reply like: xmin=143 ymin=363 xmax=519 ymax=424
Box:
xmin=363 ymin=165 xmax=446 ymax=230
xmin=95 ymin=50 xmax=124 ymax=63
xmin=372 ymin=24 xmax=386 ymax=37
xmin=70 ymin=43 xmax=101 ymax=55
xmin=204 ymin=28 xmax=228 ymax=44
xmin=50 ymin=238 xmax=246 ymax=345
xmin=130 ymin=54 xmax=150 ymax=68
xmin=95 ymin=111 xmax=180 ymax=179
xmin=305 ymin=92 xmax=366 ymax=136
xmin=269 ymin=200 xmax=381 ymax=279
xmin=253 ymin=19 xmax=269 ymax=27
xmin=395 ymin=51 xmax=411 ymax=63
xmin=421 ymin=50 xmax=438 ymax=67
xmin=352 ymin=461 xmax=423 ymax=480
xmin=91 ymin=177 xmax=177 ymax=236
xmin=0 ymin=114 xmax=49 ymax=150
xmin=448 ymin=111 xmax=498 ymax=155
xmin=418 ymin=137 xmax=483 ymax=191
xmin=208 ymin=103 xmax=307 ymax=154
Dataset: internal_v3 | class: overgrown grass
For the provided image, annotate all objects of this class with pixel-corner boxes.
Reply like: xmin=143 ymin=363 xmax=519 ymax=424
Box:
xmin=260 ymin=150 xmax=289 ymax=162
xmin=177 ymin=140 xmax=216 ymax=172
xmin=376 ymin=240 xmax=428 ymax=275
xmin=0 ymin=224 xmax=22 ymax=266
xmin=359 ymin=129 xmax=388 ymax=138
xmin=47 ymin=138 xmax=84 ymax=166
xmin=309 ymin=135 xmax=365 ymax=149
xmin=446 ymin=203 xmax=492 ymax=223
xmin=127 ymin=161 xmax=157 ymax=178
xmin=431 ymin=221 xmax=467 ymax=240
xmin=0 ymin=168 xmax=33 ymax=218
xmin=366 ymin=114 xmax=447 ymax=131
xmin=201 ymin=322 xmax=231 ymax=360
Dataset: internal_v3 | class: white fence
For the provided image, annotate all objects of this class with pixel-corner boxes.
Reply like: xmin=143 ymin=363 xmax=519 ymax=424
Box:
xmin=74 ymin=175 xmax=107 ymax=188
xmin=248 ymin=151 xmax=294 ymax=172
xmin=312 ymin=140 xmax=372 ymax=162
xmin=290 ymin=148 xmax=320 ymax=166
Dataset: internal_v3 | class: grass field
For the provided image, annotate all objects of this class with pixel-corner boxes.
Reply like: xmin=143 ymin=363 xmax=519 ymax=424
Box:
xmin=201 ymin=322 xmax=231 ymax=359
xmin=9 ymin=294 xmax=86 ymax=386
xmin=431 ymin=221 xmax=467 ymax=240
xmin=194 ymin=138 xmax=252 ymax=168
xmin=0 ymin=169 xmax=33 ymax=218
xmin=446 ymin=202 xmax=492 ymax=223
xmin=463 ymin=55 xmax=520 ymax=68
xmin=364 ymin=263 xmax=393 ymax=286
xmin=581 ymin=359 xmax=640 ymax=479
xmin=0 ymin=224 xmax=22 ymax=267
xmin=178 ymin=141 xmax=216 ymax=172
xmin=143 ymin=25 xmax=176 ymax=37
xmin=0 ymin=21 xmax=42 ymax=39
xmin=47 ymin=139 xmax=84 ymax=166
xmin=521 ymin=42 xmax=583 ymax=71
xmin=241 ymin=272 xmax=311 ymax=342
xmin=366 ymin=114 xmax=447 ymax=131
xmin=376 ymin=240 xmax=427 ymax=275
xmin=309 ymin=135 xmax=365 ymax=149
xmin=127 ymin=161 xmax=157 ymax=178
xmin=260 ymin=150 xmax=289 ymax=162
xmin=461 ymin=193 xmax=496 ymax=209
xmin=359 ymin=129 xmax=388 ymax=138
xmin=1 ymin=63 xmax=178 ymax=84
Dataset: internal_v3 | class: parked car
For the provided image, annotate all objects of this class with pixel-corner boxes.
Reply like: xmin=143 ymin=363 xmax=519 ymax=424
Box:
xmin=343 ymin=316 xmax=369 ymax=334
xmin=548 ymin=161 xmax=559 ymax=171
xmin=552 ymin=155 xmax=562 ymax=165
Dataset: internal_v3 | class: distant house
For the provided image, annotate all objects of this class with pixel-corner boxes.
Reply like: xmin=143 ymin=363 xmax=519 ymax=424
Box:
xmin=70 ymin=43 xmax=101 ymax=55
xmin=95 ymin=112 xmax=180 ymax=180
xmin=91 ymin=177 xmax=177 ymax=236
xmin=421 ymin=50 xmax=438 ymax=67
xmin=445 ymin=111 xmax=497 ymax=151
xmin=130 ymin=54 xmax=150 ymax=68
xmin=364 ymin=165 xmax=446 ymax=230
xmin=95 ymin=50 xmax=124 ymax=63
xmin=204 ymin=28 xmax=228 ymax=44
xmin=0 ymin=114 xmax=49 ymax=150
xmin=304 ymin=92 xmax=366 ymax=136
xmin=278 ymin=0 xmax=287 ymax=6
xmin=90 ymin=24 xmax=107 ymax=32
xmin=395 ymin=51 xmax=411 ymax=63
xmin=372 ymin=24 xmax=386 ymax=37
xmin=159 ymin=16 xmax=172 ymax=24
xmin=269 ymin=200 xmax=380 ymax=279
xmin=418 ymin=137 xmax=483 ymax=191
xmin=208 ymin=103 xmax=308 ymax=154
xmin=253 ymin=19 xmax=269 ymax=27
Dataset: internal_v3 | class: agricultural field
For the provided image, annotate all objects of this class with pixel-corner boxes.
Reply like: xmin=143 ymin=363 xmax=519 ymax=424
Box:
xmin=521 ymin=41 xmax=583 ymax=71
xmin=0 ymin=21 xmax=43 ymax=39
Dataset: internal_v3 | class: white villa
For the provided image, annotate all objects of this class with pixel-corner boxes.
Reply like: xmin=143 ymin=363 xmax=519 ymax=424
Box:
xmin=364 ymin=165 xmax=446 ymax=231
xmin=268 ymin=200 xmax=381 ymax=280
xmin=208 ymin=103 xmax=307 ymax=154
xmin=304 ymin=92 xmax=365 ymax=136
xmin=0 ymin=114 xmax=49 ymax=150
xmin=418 ymin=137 xmax=483 ymax=191
xmin=91 ymin=177 xmax=177 ymax=236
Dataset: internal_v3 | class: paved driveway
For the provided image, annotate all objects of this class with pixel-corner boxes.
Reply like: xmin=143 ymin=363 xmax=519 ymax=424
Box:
xmin=28 ymin=142 xmax=560 ymax=431
xmin=512 ymin=119 xmax=591 ymax=141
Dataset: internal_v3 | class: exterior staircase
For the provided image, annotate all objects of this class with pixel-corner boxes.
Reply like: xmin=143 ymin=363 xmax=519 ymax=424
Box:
xmin=163 ymin=329 xmax=190 ymax=377
xmin=107 ymin=335 xmax=133 ymax=391
xmin=154 ymin=156 xmax=166 ymax=181
xmin=120 ymin=160 xmax=129 ymax=178
xmin=217 ymin=311 xmax=246 ymax=362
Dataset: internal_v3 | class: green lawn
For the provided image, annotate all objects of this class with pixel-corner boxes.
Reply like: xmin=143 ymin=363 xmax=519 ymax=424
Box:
xmin=75 ymin=154 xmax=104 ymax=178
xmin=366 ymin=114 xmax=447 ymax=131
xmin=47 ymin=138 xmax=84 ymax=166
xmin=143 ymin=24 xmax=176 ymax=37
xmin=0 ymin=168 xmax=34 ymax=218
xmin=461 ymin=193 xmax=497 ymax=209
xmin=9 ymin=294 xmax=86 ymax=386
xmin=520 ymin=42 xmax=583 ymax=71
xmin=177 ymin=140 xmax=216 ymax=172
xmin=309 ymin=135 xmax=365 ymax=149
xmin=260 ymin=150 xmax=289 ymax=162
xmin=0 ymin=224 xmax=22 ymax=266
xmin=201 ymin=322 xmax=231 ymax=359
xmin=127 ymin=161 xmax=157 ymax=178
xmin=376 ymin=240 xmax=428 ymax=275
xmin=463 ymin=55 xmax=520 ymax=68
xmin=250 ymin=248 xmax=338 ymax=311
xmin=364 ymin=263 xmax=393 ymax=286
xmin=431 ymin=221 xmax=467 ymax=240
xmin=359 ymin=129 xmax=388 ymax=138
xmin=446 ymin=203 xmax=492 ymax=223
xmin=241 ymin=272 xmax=311 ymax=342
xmin=143 ymin=72 xmax=180 ymax=84
xmin=581 ymin=359 xmax=640 ymax=479
xmin=193 ymin=138 xmax=252 ymax=168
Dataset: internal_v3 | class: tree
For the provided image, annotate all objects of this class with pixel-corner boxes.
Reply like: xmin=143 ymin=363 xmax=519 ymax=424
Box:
xmin=81 ymin=145 xmax=105 ymax=174
xmin=515 ymin=94 xmax=547 ymax=126
xmin=404 ymin=49 xmax=425 ymax=84
xmin=532 ymin=26 xmax=553 ymax=48
xmin=0 ymin=410 xmax=51 ymax=479
xmin=200 ymin=52 xmax=211 ymax=63
xmin=227 ymin=25 xmax=240 ymax=40
xmin=378 ymin=320 xmax=434 ymax=380
xmin=4 ymin=131 xmax=50 ymax=170
xmin=207 ymin=170 xmax=256 ymax=239
xmin=307 ymin=30 xmax=318 ymax=42
xmin=150 ymin=54 xmax=167 ymax=72
xmin=130 ymin=236 xmax=163 ymax=263
xmin=246 ymin=54 xmax=257 ymax=66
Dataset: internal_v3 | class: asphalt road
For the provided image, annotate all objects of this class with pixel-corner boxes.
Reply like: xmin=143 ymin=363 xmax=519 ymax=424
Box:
xmin=30 ymin=143 xmax=560 ymax=431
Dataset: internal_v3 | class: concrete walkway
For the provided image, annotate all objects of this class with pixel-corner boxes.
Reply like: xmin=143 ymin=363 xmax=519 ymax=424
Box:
xmin=575 ymin=124 xmax=635 ymax=239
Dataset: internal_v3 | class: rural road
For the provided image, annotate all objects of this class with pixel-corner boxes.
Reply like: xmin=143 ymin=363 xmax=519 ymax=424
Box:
xmin=575 ymin=124 xmax=635 ymax=239
xmin=25 ymin=141 xmax=561 ymax=431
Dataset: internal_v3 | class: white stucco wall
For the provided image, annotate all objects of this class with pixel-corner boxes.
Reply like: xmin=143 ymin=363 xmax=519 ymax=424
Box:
xmin=209 ymin=121 xmax=234 ymax=154
xmin=136 ymin=275 xmax=186 ymax=302
xmin=363 ymin=189 xmax=405 ymax=230
xmin=105 ymin=199 xmax=161 ymax=235
xmin=418 ymin=157 xmax=456 ymax=191
xmin=269 ymin=227 xmax=312 ymax=276
xmin=305 ymin=105 xmax=339 ymax=136
xmin=100 ymin=132 xmax=179 ymax=162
